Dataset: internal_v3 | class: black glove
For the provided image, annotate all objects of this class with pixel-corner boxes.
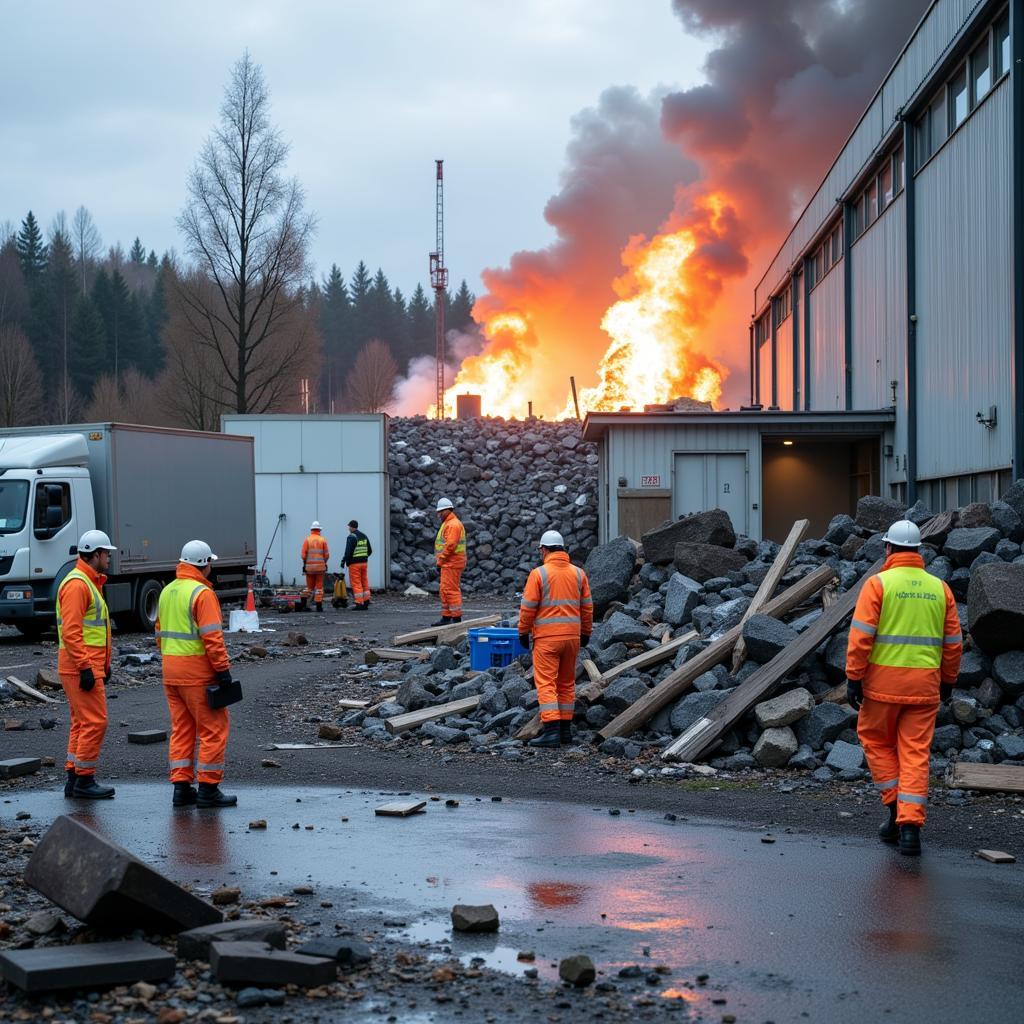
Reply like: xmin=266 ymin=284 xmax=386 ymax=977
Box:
xmin=104 ymin=667 xmax=112 ymax=685
xmin=846 ymin=678 xmax=863 ymax=711
xmin=79 ymin=667 xmax=96 ymax=691
xmin=519 ymin=634 xmax=531 ymax=651
xmin=215 ymin=670 xmax=233 ymax=688
xmin=302 ymin=562 xmax=307 ymax=574
xmin=581 ymin=634 xmax=591 ymax=647
xmin=940 ymin=682 xmax=954 ymax=702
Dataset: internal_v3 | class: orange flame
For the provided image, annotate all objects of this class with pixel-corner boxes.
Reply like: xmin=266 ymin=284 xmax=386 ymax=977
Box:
xmin=441 ymin=192 xmax=732 ymax=419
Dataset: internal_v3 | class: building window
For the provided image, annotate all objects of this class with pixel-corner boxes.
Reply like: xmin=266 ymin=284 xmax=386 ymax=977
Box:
xmin=995 ymin=12 xmax=1010 ymax=79
xmin=972 ymin=38 xmax=992 ymax=104
xmin=879 ymin=161 xmax=894 ymax=210
xmin=915 ymin=111 xmax=930 ymax=164
xmin=755 ymin=313 xmax=770 ymax=347
xmin=831 ymin=223 xmax=842 ymax=263
xmin=864 ymin=180 xmax=877 ymax=227
xmin=893 ymin=145 xmax=905 ymax=193
xmin=949 ymin=67 xmax=969 ymax=131
xmin=772 ymin=289 xmax=791 ymax=324
xmin=930 ymin=92 xmax=947 ymax=152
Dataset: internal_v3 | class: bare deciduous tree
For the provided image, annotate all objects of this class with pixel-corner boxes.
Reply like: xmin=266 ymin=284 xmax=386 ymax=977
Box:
xmin=71 ymin=206 xmax=102 ymax=294
xmin=176 ymin=52 xmax=317 ymax=415
xmin=0 ymin=326 xmax=44 ymax=426
xmin=345 ymin=338 xmax=398 ymax=413
xmin=85 ymin=369 xmax=163 ymax=424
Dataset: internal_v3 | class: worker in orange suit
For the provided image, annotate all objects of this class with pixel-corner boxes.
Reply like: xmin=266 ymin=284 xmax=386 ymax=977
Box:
xmin=157 ymin=540 xmax=237 ymax=808
xmin=300 ymin=521 xmax=329 ymax=612
xmin=57 ymin=529 xmax=118 ymax=800
xmin=433 ymin=497 xmax=466 ymax=625
xmin=845 ymin=519 xmax=961 ymax=856
xmin=518 ymin=529 xmax=593 ymax=749
xmin=342 ymin=519 xmax=373 ymax=611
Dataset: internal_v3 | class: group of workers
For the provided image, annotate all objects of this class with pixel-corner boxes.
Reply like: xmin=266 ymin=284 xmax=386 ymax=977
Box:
xmin=55 ymin=495 xmax=957 ymax=855
xmin=300 ymin=520 xmax=373 ymax=612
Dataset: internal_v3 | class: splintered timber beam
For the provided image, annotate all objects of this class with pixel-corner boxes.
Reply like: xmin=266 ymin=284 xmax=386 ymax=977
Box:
xmin=392 ymin=615 xmax=501 ymax=647
xmin=598 ymin=563 xmax=835 ymax=742
xmin=945 ymin=761 xmax=1024 ymax=794
xmin=384 ymin=696 xmax=481 ymax=735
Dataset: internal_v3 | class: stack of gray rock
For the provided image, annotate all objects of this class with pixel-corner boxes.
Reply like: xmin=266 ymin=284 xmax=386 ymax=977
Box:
xmin=350 ymin=485 xmax=1024 ymax=779
xmin=388 ymin=417 xmax=597 ymax=594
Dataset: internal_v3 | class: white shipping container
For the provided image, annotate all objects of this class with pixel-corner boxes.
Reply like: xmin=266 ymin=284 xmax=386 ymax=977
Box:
xmin=221 ymin=415 xmax=390 ymax=590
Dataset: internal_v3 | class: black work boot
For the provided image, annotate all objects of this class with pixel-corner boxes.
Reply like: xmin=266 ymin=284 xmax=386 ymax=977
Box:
xmin=197 ymin=783 xmax=237 ymax=808
xmin=356 ymin=603 xmax=368 ymax=611
xmin=431 ymin=617 xmax=451 ymax=627
xmin=559 ymin=722 xmax=573 ymax=745
xmin=173 ymin=782 xmax=198 ymax=807
xmin=297 ymin=597 xmax=308 ymax=612
xmin=899 ymin=824 xmax=922 ymax=856
xmin=878 ymin=803 xmax=899 ymax=844
xmin=316 ymin=601 xmax=324 ymax=613
xmin=63 ymin=768 xmax=77 ymax=798
xmin=364 ymin=599 xmax=371 ymax=607
xmin=529 ymin=722 xmax=561 ymax=749
xmin=73 ymin=775 xmax=115 ymax=800
xmin=449 ymin=616 xmax=462 ymax=624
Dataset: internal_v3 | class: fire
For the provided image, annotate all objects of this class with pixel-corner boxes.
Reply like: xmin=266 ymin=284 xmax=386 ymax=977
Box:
xmin=440 ymin=193 xmax=730 ymax=419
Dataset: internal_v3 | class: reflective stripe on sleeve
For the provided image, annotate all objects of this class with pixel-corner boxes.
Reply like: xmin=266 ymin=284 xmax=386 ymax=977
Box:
xmin=943 ymin=633 xmax=962 ymax=644
xmin=198 ymin=623 xmax=221 ymax=635
xmin=521 ymin=599 xmax=539 ymax=609
xmin=851 ymin=619 xmax=877 ymax=636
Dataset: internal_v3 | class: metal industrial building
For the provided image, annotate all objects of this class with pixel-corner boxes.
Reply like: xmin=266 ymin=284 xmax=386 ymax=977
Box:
xmin=585 ymin=1 xmax=1022 ymax=544
xmin=221 ymin=415 xmax=390 ymax=591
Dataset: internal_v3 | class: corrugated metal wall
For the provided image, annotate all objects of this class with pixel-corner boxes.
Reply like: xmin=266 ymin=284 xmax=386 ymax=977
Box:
xmin=807 ymin=267 xmax=845 ymax=410
xmin=755 ymin=0 xmax=987 ymax=310
xmin=776 ymin=316 xmax=795 ymax=410
xmin=850 ymin=194 xmax=908 ymax=482
xmin=914 ymin=80 xmax=1014 ymax=479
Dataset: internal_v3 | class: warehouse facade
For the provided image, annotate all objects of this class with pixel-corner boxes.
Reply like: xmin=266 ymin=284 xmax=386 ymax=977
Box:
xmin=751 ymin=0 xmax=1021 ymax=511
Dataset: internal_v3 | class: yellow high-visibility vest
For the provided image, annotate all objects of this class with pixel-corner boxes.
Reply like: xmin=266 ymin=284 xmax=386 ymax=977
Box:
xmin=867 ymin=566 xmax=946 ymax=670
xmin=156 ymin=579 xmax=207 ymax=657
xmin=435 ymin=520 xmax=466 ymax=556
xmin=57 ymin=569 xmax=109 ymax=649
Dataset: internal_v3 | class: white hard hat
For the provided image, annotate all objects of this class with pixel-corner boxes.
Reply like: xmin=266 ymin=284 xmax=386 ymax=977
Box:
xmin=881 ymin=519 xmax=922 ymax=548
xmin=436 ymin=498 xmax=454 ymax=512
xmin=539 ymin=530 xmax=565 ymax=548
xmin=180 ymin=539 xmax=218 ymax=566
xmin=79 ymin=530 xmax=116 ymax=554
xmin=311 ymin=521 xmax=322 ymax=530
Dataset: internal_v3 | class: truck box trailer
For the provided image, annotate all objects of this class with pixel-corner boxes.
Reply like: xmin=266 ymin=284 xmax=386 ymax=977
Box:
xmin=0 ymin=423 xmax=257 ymax=635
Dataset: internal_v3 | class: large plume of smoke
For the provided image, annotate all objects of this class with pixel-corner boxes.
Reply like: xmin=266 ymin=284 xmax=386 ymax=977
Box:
xmin=394 ymin=0 xmax=931 ymax=416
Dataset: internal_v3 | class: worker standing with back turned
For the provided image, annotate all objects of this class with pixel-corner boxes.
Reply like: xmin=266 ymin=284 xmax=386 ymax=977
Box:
xmin=845 ymin=519 xmax=961 ymax=856
xmin=433 ymin=497 xmax=466 ymax=626
xmin=518 ymin=530 xmax=593 ymax=749
xmin=157 ymin=540 xmax=237 ymax=808
xmin=57 ymin=530 xmax=118 ymax=800
xmin=342 ymin=519 xmax=372 ymax=610
xmin=300 ymin=521 xmax=329 ymax=613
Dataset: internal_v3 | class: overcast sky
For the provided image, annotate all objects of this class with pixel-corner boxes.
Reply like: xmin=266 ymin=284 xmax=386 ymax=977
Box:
xmin=0 ymin=1 xmax=706 ymax=295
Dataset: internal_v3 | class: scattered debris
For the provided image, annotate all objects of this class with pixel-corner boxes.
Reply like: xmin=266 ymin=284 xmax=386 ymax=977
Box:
xmin=375 ymin=800 xmax=427 ymax=817
xmin=127 ymin=729 xmax=167 ymax=744
xmin=0 ymin=757 xmax=41 ymax=779
xmin=451 ymin=904 xmax=500 ymax=933
xmin=559 ymin=954 xmax=596 ymax=987
xmin=975 ymin=849 xmax=1016 ymax=864
xmin=0 ymin=941 xmax=175 ymax=993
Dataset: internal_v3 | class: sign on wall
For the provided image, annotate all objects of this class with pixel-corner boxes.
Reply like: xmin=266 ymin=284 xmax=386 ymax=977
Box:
xmin=640 ymin=475 xmax=662 ymax=488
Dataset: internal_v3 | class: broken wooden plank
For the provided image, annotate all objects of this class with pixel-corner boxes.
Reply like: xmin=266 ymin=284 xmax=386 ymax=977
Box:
xmin=338 ymin=698 xmax=370 ymax=710
xmin=365 ymin=648 xmax=427 ymax=666
xmin=975 ymin=849 xmax=1016 ymax=864
xmin=581 ymin=659 xmax=602 ymax=685
xmin=945 ymin=761 xmax=1024 ymax=794
xmin=602 ymin=631 xmax=698 ymax=684
xmin=374 ymin=800 xmax=427 ymax=817
xmin=127 ymin=730 xmax=167 ymax=745
xmin=599 ymin=563 xmax=835 ymax=742
xmin=662 ymin=559 xmax=882 ymax=763
xmin=6 ymin=676 xmax=59 ymax=705
xmin=364 ymin=692 xmax=398 ymax=716
xmin=0 ymin=757 xmax=41 ymax=779
xmin=729 ymin=519 xmax=809 ymax=674
xmin=392 ymin=614 xmax=501 ymax=647
xmin=814 ymin=682 xmax=850 ymax=705
xmin=269 ymin=743 xmax=358 ymax=750
xmin=384 ymin=695 xmax=482 ymax=735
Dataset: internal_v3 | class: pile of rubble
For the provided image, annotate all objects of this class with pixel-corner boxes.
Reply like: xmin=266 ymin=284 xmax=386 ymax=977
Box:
xmin=342 ymin=488 xmax=1024 ymax=780
xmin=388 ymin=417 xmax=597 ymax=594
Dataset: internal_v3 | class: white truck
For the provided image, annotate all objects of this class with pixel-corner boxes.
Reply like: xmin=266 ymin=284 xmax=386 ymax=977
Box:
xmin=0 ymin=423 xmax=257 ymax=636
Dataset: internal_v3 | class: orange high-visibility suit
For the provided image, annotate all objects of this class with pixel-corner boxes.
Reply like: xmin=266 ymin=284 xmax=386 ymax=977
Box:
xmin=57 ymin=560 xmax=112 ymax=777
xmin=156 ymin=563 xmax=232 ymax=785
xmin=846 ymin=551 xmax=962 ymax=827
xmin=301 ymin=530 xmax=330 ymax=603
xmin=518 ymin=551 xmax=593 ymax=723
xmin=435 ymin=512 xmax=466 ymax=619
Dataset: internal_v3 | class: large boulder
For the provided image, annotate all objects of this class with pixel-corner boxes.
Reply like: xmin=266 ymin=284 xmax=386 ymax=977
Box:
xmin=602 ymin=611 xmax=650 ymax=646
xmin=944 ymin=527 xmax=1001 ymax=567
xmin=754 ymin=687 xmax=814 ymax=729
xmin=958 ymin=502 xmax=993 ymax=529
xmin=992 ymin=499 xmax=1024 ymax=542
xmin=664 ymin=573 xmax=702 ymax=627
xmin=796 ymin=702 xmax=856 ymax=750
xmin=992 ymin=651 xmax=1024 ymax=700
xmin=968 ymin=562 xmax=1024 ymax=654
xmin=584 ymin=537 xmax=637 ymax=615
xmin=668 ymin=689 xmax=729 ymax=735
xmin=742 ymin=615 xmax=798 ymax=664
xmin=601 ymin=676 xmax=648 ymax=714
xmin=641 ymin=510 xmax=736 ymax=565
xmin=753 ymin=727 xmax=798 ymax=767
xmin=692 ymin=597 xmax=750 ymax=637
xmin=1003 ymin=478 xmax=1024 ymax=523
xmin=855 ymin=495 xmax=905 ymax=534
xmin=673 ymin=542 xmax=749 ymax=584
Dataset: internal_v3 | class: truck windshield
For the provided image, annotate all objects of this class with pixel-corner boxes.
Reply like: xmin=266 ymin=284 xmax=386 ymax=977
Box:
xmin=0 ymin=481 xmax=29 ymax=533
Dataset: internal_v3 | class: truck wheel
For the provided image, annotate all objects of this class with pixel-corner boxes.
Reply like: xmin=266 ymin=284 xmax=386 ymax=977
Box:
xmin=134 ymin=579 xmax=163 ymax=633
xmin=15 ymin=621 xmax=49 ymax=640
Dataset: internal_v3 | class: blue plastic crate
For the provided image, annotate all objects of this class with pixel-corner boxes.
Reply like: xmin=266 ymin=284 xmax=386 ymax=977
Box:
xmin=468 ymin=627 xmax=527 ymax=670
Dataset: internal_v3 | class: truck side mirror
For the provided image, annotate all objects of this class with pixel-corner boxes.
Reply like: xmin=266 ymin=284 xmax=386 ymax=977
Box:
xmin=44 ymin=506 xmax=63 ymax=530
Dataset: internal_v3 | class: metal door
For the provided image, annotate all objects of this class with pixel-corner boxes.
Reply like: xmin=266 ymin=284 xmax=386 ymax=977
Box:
xmin=673 ymin=453 xmax=748 ymax=534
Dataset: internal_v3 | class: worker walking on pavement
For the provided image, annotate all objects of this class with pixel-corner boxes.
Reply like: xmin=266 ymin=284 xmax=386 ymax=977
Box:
xmin=57 ymin=530 xmax=118 ymax=800
xmin=300 ymin=521 xmax=330 ymax=612
xmin=518 ymin=530 xmax=593 ymax=749
xmin=157 ymin=540 xmax=237 ymax=808
xmin=343 ymin=519 xmax=373 ymax=611
xmin=433 ymin=497 xmax=466 ymax=626
xmin=845 ymin=519 xmax=962 ymax=856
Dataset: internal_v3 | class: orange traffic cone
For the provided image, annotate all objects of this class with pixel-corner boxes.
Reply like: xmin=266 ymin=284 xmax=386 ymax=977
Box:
xmin=244 ymin=582 xmax=256 ymax=612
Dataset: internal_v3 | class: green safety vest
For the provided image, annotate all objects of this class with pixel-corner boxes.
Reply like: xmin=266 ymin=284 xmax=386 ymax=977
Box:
xmin=866 ymin=566 xmax=946 ymax=670
xmin=57 ymin=569 xmax=109 ymax=649
xmin=156 ymin=578 xmax=209 ymax=657
xmin=353 ymin=535 xmax=370 ymax=559
xmin=435 ymin=519 xmax=466 ymax=556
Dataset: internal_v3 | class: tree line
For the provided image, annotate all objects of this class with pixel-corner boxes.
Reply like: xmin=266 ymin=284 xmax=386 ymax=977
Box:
xmin=0 ymin=53 xmax=476 ymax=429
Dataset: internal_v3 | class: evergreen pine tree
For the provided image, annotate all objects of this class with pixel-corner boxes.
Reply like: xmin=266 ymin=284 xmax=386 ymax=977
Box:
xmin=348 ymin=261 xmax=372 ymax=348
xmin=16 ymin=212 xmax=47 ymax=279
xmin=144 ymin=261 xmax=169 ymax=375
xmin=44 ymin=229 xmax=77 ymax=419
xmin=450 ymin=279 xmax=475 ymax=332
xmin=407 ymin=283 xmax=434 ymax=362
xmin=146 ymin=250 xmax=158 ymax=270
xmin=69 ymin=293 xmax=107 ymax=395
xmin=90 ymin=269 xmax=113 ymax=373
xmin=390 ymin=287 xmax=411 ymax=371
xmin=367 ymin=268 xmax=393 ymax=344
xmin=319 ymin=264 xmax=349 ymax=411
xmin=129 ymin=237 xmax=146 ymax=264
